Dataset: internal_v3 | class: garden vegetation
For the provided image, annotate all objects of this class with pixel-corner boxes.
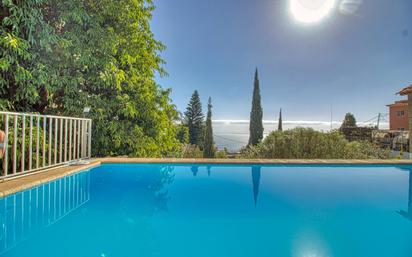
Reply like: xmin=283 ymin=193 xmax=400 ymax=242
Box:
xmin=240 ymin=127 xmax=389 ymax=159
xmin=1 ymin=0 xmax=181 ymax=157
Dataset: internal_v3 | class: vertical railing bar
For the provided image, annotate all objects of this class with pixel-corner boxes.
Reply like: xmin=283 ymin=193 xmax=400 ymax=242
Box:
xmin=64 ymin=119 xmax=68 ymax=162
xmin=36 ymin=116 xmax=40 ymax=169
xmin=80 ymin=120 xmax=83 ymax=158
xmin=54 ymin=118 xmax=57 ymax=165
xmin=59 ymin=118 xmax=63 ymax=163
xmin=21 ymin=116 xmax=25 ymax=173
xmin=68 ymin=119 xmax=72 ymax=161
xmin=3 ymin=115 xmax=9 ymax=177
xmin=77 ymin=120 xmax=80 ymax=160
xmin=48 ymin=118 xmax=52 ymax=166
xmin=84 ymin=120 xmax=87 ymax=158
xmin=88 ymin=120 xmax=91 ymax=158
xmin=73 ymin=120 xmax=77 ymax=161
xmin=12 ymin=115 xmax=17 ymax=175
xmin=81 ymin=120 xmax=85 ymax=158
xmin=42 ymin=117 xmax=46 ymax=168
xmin=28 ymin=116 xmax=33 ymax=171
xmin=0 ymin=113 xmax=91 ymax=179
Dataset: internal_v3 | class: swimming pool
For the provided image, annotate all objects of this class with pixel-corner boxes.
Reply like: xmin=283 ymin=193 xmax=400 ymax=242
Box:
xmin=0 ymin=163 xmax=411 ymax=257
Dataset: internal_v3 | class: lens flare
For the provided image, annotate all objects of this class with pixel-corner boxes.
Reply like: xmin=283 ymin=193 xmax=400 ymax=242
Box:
xmin=339 ymin=0 xmax=363 ymax=15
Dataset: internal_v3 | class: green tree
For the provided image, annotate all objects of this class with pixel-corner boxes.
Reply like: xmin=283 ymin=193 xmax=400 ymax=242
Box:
xmin=203 ymin=97 xmax=215 ymax=158
xmin=184 ymin=90 xmax=204 ymax=146
xmin=341 ymin=113 xmax=357 ymax=129
xmin=278 ymin=108 xmax=283 ymax=131
xmin=176 ymin=124 xmax=189 ymax=144
xmin=1 ymin=0 xmax=183 ymax=157
xmin=0 ymin=0 xmax=59 ymax=112
xmin=248 ymin=68 xmax=263 ymax=145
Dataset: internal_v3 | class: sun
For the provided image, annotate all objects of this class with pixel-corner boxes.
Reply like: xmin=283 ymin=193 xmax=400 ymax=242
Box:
xmin=290 ymin=0 xmax=336 ymax=24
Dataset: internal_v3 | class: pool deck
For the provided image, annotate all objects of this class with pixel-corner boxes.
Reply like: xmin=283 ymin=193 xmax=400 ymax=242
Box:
xmin=0 ymin=157 xmax=412 ymax=197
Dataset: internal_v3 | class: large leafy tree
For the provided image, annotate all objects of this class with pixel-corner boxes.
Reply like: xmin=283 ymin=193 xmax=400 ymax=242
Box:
xmin=0 ymin=0 xmax=59 ymax=112
xmin=1 ymin=0 xmax=182 ymax=157
xmin=248 ymin=68 xmax=263 ymax=145
xmin=184 ymin=90 xmax=204 ymax=146
xmin=203 ymin=97 xmax=215 ymax=158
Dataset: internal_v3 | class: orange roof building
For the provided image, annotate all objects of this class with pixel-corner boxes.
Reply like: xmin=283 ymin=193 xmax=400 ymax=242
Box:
xmin=398 ymin=85 xmax=412 ymax=96
xmin=387 ymin=100 xmax=408 ymax=131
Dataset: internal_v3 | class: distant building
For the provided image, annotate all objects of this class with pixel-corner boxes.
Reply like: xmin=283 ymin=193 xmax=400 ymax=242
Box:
xmin=387 ymin=100 xmax=408 ymax=131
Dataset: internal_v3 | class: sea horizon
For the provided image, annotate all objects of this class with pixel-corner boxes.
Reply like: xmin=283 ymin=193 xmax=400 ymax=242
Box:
xmin=212 ymin=119 xmax=389 ymax=153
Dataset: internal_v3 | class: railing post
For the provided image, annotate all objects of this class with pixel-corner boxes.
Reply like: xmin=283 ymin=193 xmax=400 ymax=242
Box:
xmin=48 ymin=118 xmax=52 ymax=166
xmin=59 ymin=118 xmax=63 ymax=163
xmin=29 ymin=116 xmax=33 ymax=171
xmin=88 ymin=120 xmax=92 ymax=158
xmin=12 ymin=115 xmax=17 ymax=175
xmin=77 ymin=120 xmax=80 ymax=160
xmin=36 ymin=116 xmax=40 ymax=169
xmin=3 ymin=115 xmax=9 ymax=177
xmin=0 ymin=112 xmax=92 ymax=178
xmin=21 ymin=116 xmax=25 ymax=173
xmin=69 ymin=119 xmax=72 ymax=161
xmin=42 ymin=116 xmax=46 ymax=167
xmin=73 ymin=120 xmax=76 ymax=161
xmin=54 ymin=118 xmax=58 ymax=165
xmin=64 ymin=119 xmax=68 ymax=162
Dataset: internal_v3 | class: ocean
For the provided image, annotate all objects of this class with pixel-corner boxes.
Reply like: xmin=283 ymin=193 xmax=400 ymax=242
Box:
xmin=212 ymin=120 xmax=389 ymax=153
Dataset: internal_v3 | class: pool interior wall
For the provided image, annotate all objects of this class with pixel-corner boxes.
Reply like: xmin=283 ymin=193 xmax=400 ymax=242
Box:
xmin=0 ymin=163 xmax=412 ymax=257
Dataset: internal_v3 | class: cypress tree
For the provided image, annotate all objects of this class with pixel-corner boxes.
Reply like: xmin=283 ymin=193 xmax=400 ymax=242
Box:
xmin=184 ymin=90 xmax=205 ymax=146
xmin=278 ymin=108 xmax=283 ymax=131
xmin=203 ymin=97 xmax=215 ymax=158
xmin=248 ymin=69 xmax=264 ymax=145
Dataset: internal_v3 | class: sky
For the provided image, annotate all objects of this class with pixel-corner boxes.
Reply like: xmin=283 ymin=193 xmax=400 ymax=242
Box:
xmin=151 ymin=0 xmax=412 ymax=123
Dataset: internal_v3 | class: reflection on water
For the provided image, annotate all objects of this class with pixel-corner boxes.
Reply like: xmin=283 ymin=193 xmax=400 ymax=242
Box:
xmin=398 ymin=167 xmax=412 ymax=221
xmin=251 ymin=166 xmax=261 ymax=206
xmin=0 ymin=164 xmax=411 ymax=257
xmin=0 ymin=171 xmax=90 ymax=255
xmin=191 ymin=166 xmax=199 ymax=177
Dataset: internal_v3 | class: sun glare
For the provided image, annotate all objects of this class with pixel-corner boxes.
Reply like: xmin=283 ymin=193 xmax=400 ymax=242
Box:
xmin=290 ymin=0 xmax=336 ymax=24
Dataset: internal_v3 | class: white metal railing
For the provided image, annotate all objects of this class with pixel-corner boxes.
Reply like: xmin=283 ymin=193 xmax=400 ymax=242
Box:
xmin=0 ymin=112 xmax=92 ymax=179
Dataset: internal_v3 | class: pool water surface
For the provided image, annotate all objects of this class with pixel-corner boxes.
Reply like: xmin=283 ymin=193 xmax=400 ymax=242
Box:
xmin=0 ymin=163 xmax=412 ymax=257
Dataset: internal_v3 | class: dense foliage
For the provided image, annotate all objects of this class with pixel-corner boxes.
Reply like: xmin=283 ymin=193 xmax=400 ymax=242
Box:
xmin=184 ymin=90 xmax=204 ymax=147
xmin=341 ymin=113 xmax=357 ymax=128
xmin=248 ymin=69 xmax=263 ymax=145
xmin=203 ymin=97 xmax=215 ymax=158
xmin=1 ymin=0 xmax=182 ymax=157
xmin=240 ymin=127 xmax=389 ymax=159
xmin=0 ymin=0 xmax=58 ymax=112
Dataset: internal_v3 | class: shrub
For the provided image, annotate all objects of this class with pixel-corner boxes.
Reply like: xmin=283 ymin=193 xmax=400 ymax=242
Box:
xmin=215 ymin=149 xmax=228 ymax=159
xmin=181 ymin=145 xmax=203 ymax=158
xmin=239 ymin=127 xmax=389 ymax=159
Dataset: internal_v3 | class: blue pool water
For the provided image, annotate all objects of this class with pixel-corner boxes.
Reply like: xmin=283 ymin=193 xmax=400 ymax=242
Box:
xmin=0 ymin=164 xmax=412 ymax=257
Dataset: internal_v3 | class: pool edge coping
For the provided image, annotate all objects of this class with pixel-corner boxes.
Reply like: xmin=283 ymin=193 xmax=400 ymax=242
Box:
xmin=1 ymin=157 xmax=412 ymax=197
